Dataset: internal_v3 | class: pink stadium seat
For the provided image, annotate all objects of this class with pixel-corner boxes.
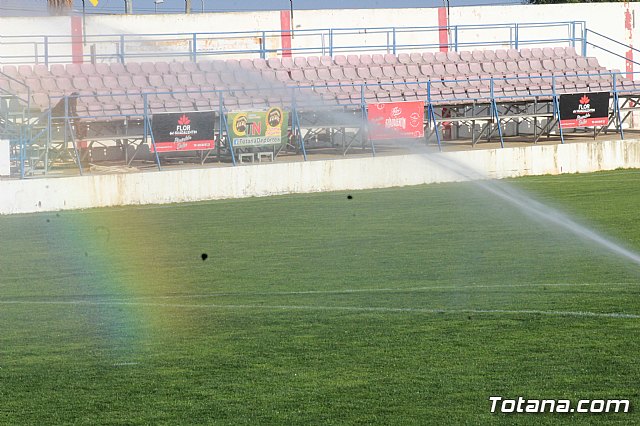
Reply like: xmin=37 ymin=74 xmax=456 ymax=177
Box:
xmin=446 ymin=51 xmax=460 ymax=63
xmin=494 ymin=62 xmax=508 ymax=74
xmin=131 ymin=75 xmax=149 ymax=89
xmin=369 ymin=66 xmax=384 ymax=80
xmin=507 ymin=49 xmax=520 ymax=61
xmin=434 ymin=52 xmax=448 ymax=63
xmin=542 ymin=47 xmax=555 ymax=59
xmin=251 ymin=58 xmax=267 ymax=70
xmin=50 ymin=64 xmax=67 ymax=77
xmin=94 ymin=63 xmax=111 ymax=76
xmin=17 ymin=65 xmax=34 ymax=79
xmin=484 ymin=50 xmax=496 ymax=61
xmin=24 ymin=77 xmax=43 ymax=92
xmin=303 ymin=68 xmax=320 ymax=81
xmin=432 ymin=63 xmax=446 ymax=76
xmin=565 ymin=46 xmax=578 ymax=57
xmin=422 ymin=52 xmax=436 ymax=64
xmin=407 ymin=64 xmax=421 ymax=78
xmin=529 ymin=60 xmax=543 ymax=72
xmin=2 ymin=65 xmax=18 ymax=78
xmin=317 ymin=67 xmax=332 ymax=81
xmin=329 ymin=67 xmax=345 ymax=80
xmin=305 ymin=56 xmax=320 ymax=68
xmin=319 ymin=56 xmax=333 ymax=67
xmin=495 ymin=49 xmax=508 ymax=61
xmin=167 ymin=62 xmax=185 ymax=74
xmin=372 ymin=54 xmax=385 ymax=65
xmin=382 ymin=65 xmax=396 ymax=78
xmin=33 ymin=64 xmax=49 ymax=78
xmin=275 ymin=69 xmax=291 ymax=83
xmin=346 ymin=55 xmax=360 ymax=67
xmin=459 ymin=51 xmax=473 ymax=62
xmin=63 ymin=64 xmax=81 ymax=76
xmin=444 ymin=63 xmax=458 ymax=75
xmin=587 ymin=57 xmax=601 ymax=69
xmin=238 ymin=58 xmax=254 ymax=71
xmin=106 ymin=62 xmax=125 ymax=75
xmin=334 ymin=55 xmax=348 ymax=67
xmin=410 ymin=52 xmax=424 ymax=64
xmin=162 ymin=74 xmax=179 ymax=88
xmin=471 ymin=50 xmax=484 ymax=62
xmin=290 ymin=68 xmax=305 ymax=83
xmin=343 ymin=67 xmax=359 ymax=80
xmin=420 ymin=64 xmax=435 ymax=76
xmin=267 ymin=58 xmax=282 ymax=69
xmin=125 ymin=63 xmax=141 ymax=75
xmin=358 ymin=54 xmax=373 ymax=66
xmin=294 ymin=57 xmax=308 ymax=68
xmin=398 ymin=53 xmax=411 ymax=65
xmin=506 ymin=61 xmax=519 ymax=73
xmin=103 ymin=75 xmax=119 ymax=90
xmin=280 ymin=56 xmax=295 ymax=70
xmin=179 ymin=61 xmax=197 ymax=73
xmin=531 ymin=48 xmax=544 ymax=59
xmin=469 ymin=62 xmax=483 ymax=75
xmin=519 ymin=48 xmax=532 ymax=59
xmin=356 ymin=67 xmax=372 ymax=80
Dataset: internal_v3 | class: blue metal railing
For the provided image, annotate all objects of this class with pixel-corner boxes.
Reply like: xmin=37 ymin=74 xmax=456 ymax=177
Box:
xmin=0 ymin=20 xmax=585 ymax=65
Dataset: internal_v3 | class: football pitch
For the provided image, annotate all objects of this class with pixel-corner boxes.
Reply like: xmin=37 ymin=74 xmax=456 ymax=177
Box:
xmin=1 ymin=169 xmax=639 ymax=424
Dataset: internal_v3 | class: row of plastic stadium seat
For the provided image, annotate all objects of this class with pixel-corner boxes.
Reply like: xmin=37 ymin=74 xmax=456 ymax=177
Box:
xmin=2 ymin=48 xmax=636 ymax=117
xmin=62 ymin=73 xmax=633 ymax=120
xmin=1 ymin=47 xmax=581 ymax=81
xmin=2 ymin=57 xmax=610 ymax=106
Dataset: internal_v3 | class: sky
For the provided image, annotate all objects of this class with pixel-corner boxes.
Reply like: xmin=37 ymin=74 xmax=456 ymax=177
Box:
xmin=1 ymin=0 xmax=526 ymax=16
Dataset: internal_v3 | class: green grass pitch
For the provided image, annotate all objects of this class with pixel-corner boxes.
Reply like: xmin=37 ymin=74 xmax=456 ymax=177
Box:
xmin=1 ymin=170 xmax=640 ymax=425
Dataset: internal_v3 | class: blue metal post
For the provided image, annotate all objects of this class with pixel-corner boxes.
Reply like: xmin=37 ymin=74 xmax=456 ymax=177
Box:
xmin=65 ymin=96 xmax=83 ymax=175
xmin=553 ymin=95 xmax=565 ymax=144
xmin=392 ymin=27 xmax=397 ymax=55
xmin=144 ymin=94 xmax=162 ymax=170
xmin=613 ymin=73 xmax=624 ymax=139
xmin=427 ymin=81 xmax=442 ymax=151
xmin=192 ymin=33 xmax=197 ymax=62
xmin=292 ymin=89 xmax=307 ymax=161
xmin=582 ymin=27 xmax=588 ymax=56
xmin=260 ymin=31 xmax=266 ymax=59
xmin=454 ymin=26 xmax=458 ymax=51
xmin=514 ymin=23 xmax=519 ymax=50
xmin=44 ymin=36 xmax=49 ymax=67
xmin=222 ymin=92 xmax=236 ymax=166
xmin=490 ymin=78 xmax=504 ymax=148
xmin=119 ymin=35 xmax=126 ymax=63
xmin=328 ymin=29 xmax=333 ymax=58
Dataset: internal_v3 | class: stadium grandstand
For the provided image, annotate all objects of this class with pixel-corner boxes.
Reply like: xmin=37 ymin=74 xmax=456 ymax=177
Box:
xmin=1 ymin=4 xmax=639 ymax=179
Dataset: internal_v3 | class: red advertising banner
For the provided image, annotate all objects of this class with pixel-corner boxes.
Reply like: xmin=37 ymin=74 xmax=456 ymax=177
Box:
xmin=559 ymin=92 xmax=610 ymax=129
xmin=367 ymin=101 xmax=425 ymax=140
xmin=151 ymin=111 xmax=216 ymax=153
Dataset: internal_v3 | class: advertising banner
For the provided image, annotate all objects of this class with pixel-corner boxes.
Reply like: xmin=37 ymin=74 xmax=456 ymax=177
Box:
xmin=151 ymin=111 xmax=215 ymax=153
xmin=367 ymin=101 xmax=425 ymax=140
xmin=559 ymin=92 xmax=610 ymax=129
xmin=227 ymin=107 xmax=289 ymax=147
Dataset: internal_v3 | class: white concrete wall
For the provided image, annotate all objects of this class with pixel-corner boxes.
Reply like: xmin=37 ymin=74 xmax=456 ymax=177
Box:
xmin=1 ymin=139 xmax=639 ymax=215
xmin=0 ymin=140 xmax=9 ymax=176
xmin=0 ymin=3 xmax=636 ymax=70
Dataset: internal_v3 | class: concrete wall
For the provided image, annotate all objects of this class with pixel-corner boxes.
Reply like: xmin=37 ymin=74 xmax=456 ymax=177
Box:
xmin=2 ymin=139 xmax=639 ymax=215
xmin=0 ymin=3 xmax=636 ymax=71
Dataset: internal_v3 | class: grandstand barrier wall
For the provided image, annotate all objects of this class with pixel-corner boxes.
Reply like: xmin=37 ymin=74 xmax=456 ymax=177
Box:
xmin=0 ymin=3 xmax=636 ymax=71
xmin=1 ymin=138 xmax=639 ymax=215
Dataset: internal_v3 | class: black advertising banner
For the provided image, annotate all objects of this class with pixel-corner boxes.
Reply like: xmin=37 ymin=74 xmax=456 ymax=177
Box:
xmin=559 ymin=92 xmax=610 ymax=129
xmin=151 ymin=111 xmax=215 ymax=152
